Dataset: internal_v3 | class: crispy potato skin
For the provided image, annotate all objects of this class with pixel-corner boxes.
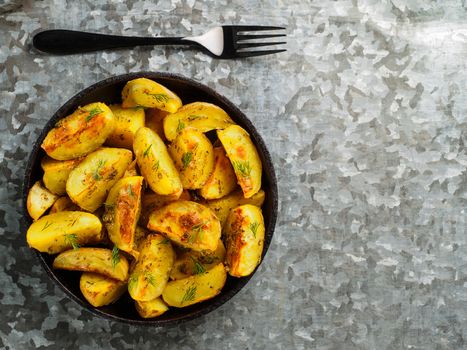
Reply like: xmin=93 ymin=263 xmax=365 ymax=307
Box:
xmin=133 ymin=127 xmax=182 ymax=197
xmin=204 ymin=189 xmax=265 ymax=227
xmin=145 ymin=108 xmax=169 ymax=141
xmin=27 ymin=211 xmax=103 ymax=254
xmin=147 ymin=201 xmax=221 ymax=252
xmin=53 ymin=247 xmax=129 ymax=281
xmin=27 ymin=181 xmax=59 ymax=220
xmin=49 ymin=196 xmax=80 ymax=213
xmin=41 ymin=102 xmax=115 ymax=160
xmin=102 ymin=176 xmax=144 ymax=256
xmin=217 ymin=125 xmax=262 ymax=198
xmin=162 ymin=262 xmax=227 ymax=308
xmin=128 ymin=234 xmax=175 ymax=301
xmin=139 ymin=190 xmax=191 ymax=227
xmin=41 ymin=156 xmax=82 ymax=195
xmin=168 ymin=129 xmax=215 ymax=189
xmin=200 ymin=147 xmax=237 ymax=199
xmin=105 ymin=104 xmax=145 ymax=149
xmin=66 ymin=147 xmax=133 ymax=212
xmin=121 ymin=78 xmax=182 ymax=113
xmin=80 ymin=272 xmax=126 ymax=307
xmin=135 ymin=297 xmax=169 ymax=318
xmin=224 ymin=205 xmax=265 ymax=277
xmin=163 ymin=102 xmax=234 ymax=141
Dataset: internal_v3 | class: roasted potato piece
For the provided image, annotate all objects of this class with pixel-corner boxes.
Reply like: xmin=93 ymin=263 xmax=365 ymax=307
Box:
xmin=128 ymin=234 xmax=175 ymax=301
xmin=162 ymin=262 xmax=227 ymax=308
xmin=102 ymin=176 xmax=144 ymax=256
xmin=53 ymin=247 xmax=129 ymax=282
xmin=139 ymin=190 xmax=191 ymax=227
xmin=168 ymin=129 xmax=215 ymax=189
xmin=163 ymin=102 xmax=235 ymax=141
xmin=41 ymin=102 xmax=115 ymax=160
xmin=66 ymin=147 xmax=133 ymax=212
xmin=147 ymin=201 xmax=221 ymax=252
xmin=49 ymin=196 xmax=80 ymax=213
xmin=121 ymin=78 xmax=182 ymax=113
xmin=80 ymin=272 xmax=127 ymax=307
xmin=217 ymin=125 xmax=262 ymax=198
xmin=105 ymin=104 xmax=145 ymax=149
xmin=27 ymin=181 xmax=59 ymax=220
xmin=41 ymin=156 xmax=82 ymax=195
xmin=199 ymin=147 xmax=237 ymax=199
xmin=204 ymin=189 xmax=265 ymax=227
xmin=133 ymin=127 xmax=182 ymax=197
xmin=145 ymin=108 xmax=168 ymax=140
xmin=224 ymin=205 xmax=265 ymax=277
xmin=123 ymin=159 xmax=139 ymax=177
xmin=135 ymin=297 xmax=169 ymax=318
xmin=170 ymin=239 xmax=226 ymax=280
xmin=27 ymin=211 xmax=103 ymax=254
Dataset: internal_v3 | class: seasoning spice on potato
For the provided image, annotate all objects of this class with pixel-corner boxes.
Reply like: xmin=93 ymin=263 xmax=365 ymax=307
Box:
xmin=147 ymin=201 xmax=221 ymax=252
xmin=49 ymin=196 xmax=80 ymax=214
xmin=224 ymin=204 xmax=265 ymax=277
xmin=26 ymin=181 xmax=59 ymax=220
xmin=105 ymin=104 xmax=145 ymax=149
xmin=80 ymin=272 xmax=127 ymax=307
xmin=217 ymin=125 xmax=262 ymax=198
xmin=163 ymin=102 xmax=235 ymax=141
xmin=139 ymin=190 xmax=191 ymax=227
xmin=135 ymin=297 xmax=169 ymax=318
xmin=41 ymin=156 xmax=83 ymax=195
xmin=41 ymin=102 xmax=115 ymax=160
xmin=168 ymin=129 xmax=215 ymax=189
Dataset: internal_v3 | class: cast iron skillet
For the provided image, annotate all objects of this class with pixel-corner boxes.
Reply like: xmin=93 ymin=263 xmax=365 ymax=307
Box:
xmin=21 ymin=72 xmax=278 ymax=325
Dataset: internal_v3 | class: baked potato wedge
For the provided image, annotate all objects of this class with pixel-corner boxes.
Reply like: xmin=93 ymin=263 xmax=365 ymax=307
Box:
xmin=41 ymin=156 xmax=82 ymax=195
xmin=163 ymin=102 xmax=235 ymax=141
xmin=66 ymin=147 xmax=133 ymax=212
xmin=53 ymin=247 xmax=129 ymax=282
xmin=199 ymin=146 xmax=237 ymax=199
xmin=217 ymin=125 xmax=262 ymax=198
xmin=168 ymin=129 xmax=215 ymax=189
xmin=135 ymin=297 xmax=169 ymax=318
xmin=147 ymin=201 xmax=221 ymax=252
xmin=26 ymin=211 xmax=103 ymax=254
xmin=128 ymin=234 xmax=175 ymax=301
xmin=133 ymin=127 xmax=182 ymax=197
xmin=224 ymin=204 xmax=265 ymax=277
xmin=41 ymin=102 xmax=115 ymax=160
xmin=105 ymin=104 xmax=145 ymax=149
xmin=204 ymin=189 xmax=265 ymax=227
xmin=145 ymin=108 xmax=168 ymax=140
xmin=162 ymin=262 xmax=227 ymax=308
xmin=102 ymin=176 xmax=144 ymax=256
xmin=27 ymin=181 xmax=59 ymax=220
xmin=170 ymin=239 xmax=226 ymax=280
xmin=139 ymin=190 xmax=191 ymax=227
xmin=80 ymin=272 xmax=127 ymax=307
xmin=49 ymin=196 xmax=80 ymax=213
xmin=121 ymin=78 xmax=182 ymax=113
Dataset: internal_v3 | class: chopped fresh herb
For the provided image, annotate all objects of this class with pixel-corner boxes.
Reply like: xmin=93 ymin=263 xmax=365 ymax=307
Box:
xmin=127 ymin=185 xmax=135 ymax=198
xmin=232 ymin=160 xmax=252 ymax=178
xmin=152 ymin=160 xmax=160 ymax=171
xmin=145 ymin=272 xmax=156 ymax=286
xmin=176 ymin=119 xmax=185 ymax=133
xmin=111 ymin=246 xmax=120 ymax=268
xmin=146 ymin=93 xmax=170 ymax=103
xmin=181 ymin=152 xmax=193 ymax=170
xmin=42 ymin=221 xmax=53 ymax=231
xmin=188 ymin=115 xmax=203 ymax=121
xmin=143 ymin=144 xmax=152 ymax=157
xmin=189 ymin=222 xmax=205 ymax=243
xmin=191 ymin=257 xmax=206 ymax=275
xmin=181 ymin=285 xmax=197 ymax=304
xmin=69 ymin=218 xmax=79 ymax=227
xmin=249 ymin=221 xmax=260 ymax=238
xmin=93 ymin=159 xmax=106 ymax=181
xmin=128 ymin=274 xmax=138 ymax=291
xmin=64 ymin=233 xmax=80 ymax=250
xmin=85 ymin=107 xmax=103 ymax=122
xmin=158 ymin=238 xmax=170 ymax=245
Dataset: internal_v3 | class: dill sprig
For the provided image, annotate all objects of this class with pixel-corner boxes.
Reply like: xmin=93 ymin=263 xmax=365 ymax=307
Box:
xmin=143 ymin=144 xmax=152 ymax=157
xmin=127 ymin=185 xmax=135 ymax=198
xmin=181 ymin=285 xmax=197 ymax=304
xmin=189 ymin=223 xmax=205 ymax=243
xmin=128 ymin=274 xmax=138 ymax=291
xmin=146 ymin=93 xmax=170 ymax=103
xmin=64 ymin=233 xmax=80 ymax=250
xmin=93 ymin=159 xmax=106 ymax=181
xmin=181 ymin=152 xmax=193 ymax=170
xmin=187 ymin=115 xmax=204 ymax=121
xmin=249 ymin=221 xmax=260 ymax=239
xmin=158 ymin=238 xmax=170 ymax=245
xmin=111 ymin=245 xmax=120 ymax=269
xmin=145 ymin=272 xmax=156 ymax=286
xmin=85 ymin=107 xmax=103 ymax=122
xmin=190 ymin=257 xmax=206 ymax=275
xmin=42 ymin=221 xmax=53 ymax=231
xmin=176 ymin=119 xmax=185 ymax=133
xmin=232 ymin=160 xmax=252 ymax=178
xmin=152 ymin=160 xmax=160 ymax=171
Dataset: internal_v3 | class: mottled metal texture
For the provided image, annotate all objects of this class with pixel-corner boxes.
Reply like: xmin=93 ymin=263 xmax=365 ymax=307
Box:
xmin=1 ymin=0 xmax=466 ymax=349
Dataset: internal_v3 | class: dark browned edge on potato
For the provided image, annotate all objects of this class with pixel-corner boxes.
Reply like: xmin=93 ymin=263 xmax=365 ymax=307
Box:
xmin=21 ymin=72 xmax=278 ymax=326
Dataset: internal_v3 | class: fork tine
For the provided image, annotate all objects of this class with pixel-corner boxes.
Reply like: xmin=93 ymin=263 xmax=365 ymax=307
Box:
xmin=233 ymin=25 xmax=286 ymax=32
xmin=237 ymin=33 xmax=286 ymax=41
xmin=236 ymin=49 xmax=286 ymax=58
xmin=237 ymin=42 xmax=286 ymax=49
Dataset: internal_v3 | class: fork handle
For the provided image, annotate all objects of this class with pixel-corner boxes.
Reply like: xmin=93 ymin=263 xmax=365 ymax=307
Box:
xmin=33 ymin=30 xmax=196 ymax=54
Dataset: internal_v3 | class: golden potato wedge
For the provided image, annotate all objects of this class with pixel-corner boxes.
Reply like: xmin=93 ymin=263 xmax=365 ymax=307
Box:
xmin=135 ymin=297 xmax=169 ymax=318
xmin=128 ymin=234 xmax=175 ymax=301
xmin=105 ymin=104 xmax=145 ymax=149
xmin=217 ymin=125 xmax=262 ymax=198
xmin=27 ymin=181 xmax=59 ymax=220
xmin=224 ymin=204 xmax=265 ymax=277
xmin=123 ymin=159 xmax=139 ymax=178
xmin=41 ymin=156 xmax=83 ymax=195
xmin=139 ymin=190 xmax=191 ymax=227
xmin=102 ymin=176 xmax=144 ymax=256
xmin=121 ymin=78 xmax=182 ymax=113
xmin=204 ymin=189 xmax=265 ymax=227
xmin=168 ymin=129 xmax=215 ymax=189
xmin=170 ymin=239 xmax=226 ymax=280
xmin=27 ymin=211 xmax=103 ymax=254
xmin=163 ymin=102 xmax=235 ymax=141
xmin=133 ymin=127 xmax=182 ymax=197
xmin=66 ymin=147 xmax=133 ymax=212
xmin=53 ymin=247 xmax=129 ymax=282
xmin=145 ymin=108 xmax=168 ymax=140
xmin=162 ymin=262 xmax=227 ymax=308
xmin=80 ymin=272 xmax=127 ymax=307
xmin=49 ymin=196 xmax=80 ymax=213
xmin=41 ymin=102 xmax=115 ymax=160
xmin=199 ymin=147 xmax=237 ymax=199
xmin=147 ymin=201 xmax=221 ymax=252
